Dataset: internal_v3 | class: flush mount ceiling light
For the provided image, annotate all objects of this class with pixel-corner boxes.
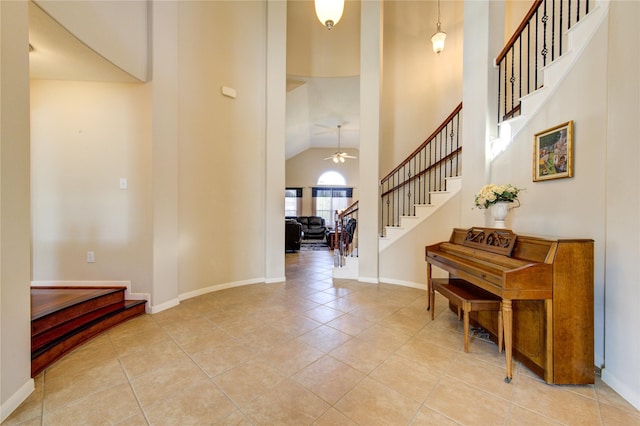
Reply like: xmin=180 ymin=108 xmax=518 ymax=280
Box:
xmin=314 ymin=0 xmax=344 ymax=30
xmin=324 ymin=124 xmax=357 ymax=163
xmin=431 ymin=0 xmax=447 ymax=54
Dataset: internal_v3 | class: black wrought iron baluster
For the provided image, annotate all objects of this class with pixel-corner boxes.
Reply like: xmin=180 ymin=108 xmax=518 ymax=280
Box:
xmin=407 ymin=165 xmax=412 ymax=217
xmin=385 ymin=195 xmax=390 ymax=228
xmin=455 ymin=113 xmax=460 ymax=175
xmin=518 ymin=35 xmax=522 ymax=107
xmin=559 ymin=0 xmax=563 ymax=56
xmin=418 ymin=148 xmax=423 ymax=206
xmin=413 ymin=157 xmax=420 ymax=209
xmin=428 ymin=144 xmax=433 ymax=204
xmin=401 ymin=166 xmax=406 ymax=220
xmin=498 ymin=58 xmax=502 ymax=124
xmin=577 ymin=0 xmax=581 ymax=22
xmin=444 ymin=123 xmax=453 ymax=177
xmin=438 ymin=132 xmax=444 ymax=191
xmin=396 ymin=171 xmax=401 ymax=226
xmin=551 ymin=0 xmax=556 ymax=61
xmin=380 ymin=182 xmax=384 ymax=232
xmin=527 ymin=23 xmax=531 ymax=95
xmin=542 ymin=0 xmax=548 ymax=67
xmin=533 ymin=10 xmax=538 ymax=90
xmin=391 ymin=174 xmax=395 ymax=227
xmin=414 ymin=156 xmax=419 ymax=208
xmin=510 ymin=47 xmax=515 ymax=119
xmin=503 ymin=58 xmax=508 ymax=120
xmin=422 ymin=145 xmax=429 ymax=203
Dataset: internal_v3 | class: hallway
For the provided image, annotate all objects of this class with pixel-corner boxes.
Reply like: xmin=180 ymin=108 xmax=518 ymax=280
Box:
xmin=4 ymin=250 xmax=639 ymax=425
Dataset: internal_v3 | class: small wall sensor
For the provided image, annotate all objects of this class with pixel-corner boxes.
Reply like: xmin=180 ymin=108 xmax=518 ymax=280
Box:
xmin=221 ymin=86 xmax=237 ymax=99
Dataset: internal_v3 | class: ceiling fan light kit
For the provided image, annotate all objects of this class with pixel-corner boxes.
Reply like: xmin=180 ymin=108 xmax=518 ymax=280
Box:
xmin=324 ymin=124 xmax=357 ymax=163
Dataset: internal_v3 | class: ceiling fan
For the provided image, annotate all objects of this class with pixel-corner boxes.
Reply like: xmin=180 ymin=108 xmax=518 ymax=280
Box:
xmin=324 ymin=124 xmax=357 ymax=163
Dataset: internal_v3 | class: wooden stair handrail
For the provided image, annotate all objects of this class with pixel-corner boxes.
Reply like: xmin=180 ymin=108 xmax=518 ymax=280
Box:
xmin=381 ymin=102 xmax=462 ymax=184
xmin=496 ymin=0 xmax=543 ymax=63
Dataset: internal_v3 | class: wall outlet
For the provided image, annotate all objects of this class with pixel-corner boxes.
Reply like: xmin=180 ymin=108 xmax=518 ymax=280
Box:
xmin=86 ymin=251 xmax=95 ymax=263
xmin=119 ymin=178 xmax=128 ymax=190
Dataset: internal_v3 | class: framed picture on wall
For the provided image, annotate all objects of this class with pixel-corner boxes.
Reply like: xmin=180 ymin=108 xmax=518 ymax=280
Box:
xmin=533 ymin=120 xmax=574 ymax=182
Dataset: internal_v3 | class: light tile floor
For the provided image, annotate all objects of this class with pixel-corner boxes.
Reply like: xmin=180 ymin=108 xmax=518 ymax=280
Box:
xmin=4 ymin=250 xmax=640 ymax=425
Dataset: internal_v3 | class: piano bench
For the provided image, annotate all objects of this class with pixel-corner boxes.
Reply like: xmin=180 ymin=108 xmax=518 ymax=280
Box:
xmin=430 ymin=278 xmax=503 ymax=353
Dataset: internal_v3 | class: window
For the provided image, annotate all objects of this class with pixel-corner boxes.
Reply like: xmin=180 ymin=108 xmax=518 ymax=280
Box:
xmin=285 ymin=188 xmax=302 ymax=217
xmin=317 ymin=171 xmax=346 ymax=186
xmin=312 ymin=187 xmax=353 ymax=228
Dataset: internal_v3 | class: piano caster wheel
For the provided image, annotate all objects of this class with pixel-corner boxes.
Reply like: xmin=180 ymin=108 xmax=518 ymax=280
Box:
xmin=504 ymin=377 xmax=512 ymax=384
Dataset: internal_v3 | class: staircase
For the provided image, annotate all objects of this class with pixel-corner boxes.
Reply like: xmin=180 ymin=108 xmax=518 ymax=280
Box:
xmin=31 ymin=286 xmax=146 ymax=377
xmin=379 ymin=176 xmax=462 ymax=251
xmin=379 ymin=1 xmax=607 ymax=251
xmin=494 ymin=0 xmax=609 ymax=153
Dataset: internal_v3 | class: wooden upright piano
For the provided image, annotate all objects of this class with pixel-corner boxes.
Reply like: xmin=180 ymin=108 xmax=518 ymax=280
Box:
xmin=426 ymin=227 xmax=594 ymax=384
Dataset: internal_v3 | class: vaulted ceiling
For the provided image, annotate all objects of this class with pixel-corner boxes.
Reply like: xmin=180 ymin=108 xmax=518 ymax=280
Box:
xmin=27 ymin=0 xmax=362 ymax=159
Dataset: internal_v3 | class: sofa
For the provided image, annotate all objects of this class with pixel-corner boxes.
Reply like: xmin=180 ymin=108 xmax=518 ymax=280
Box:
xmin=293 ymin=216 xmax=327 ymax=239
xmin=285 ymin=219 xmax=302 ymax=252
xmin=285 ymin=216 xmax=327 ymax=240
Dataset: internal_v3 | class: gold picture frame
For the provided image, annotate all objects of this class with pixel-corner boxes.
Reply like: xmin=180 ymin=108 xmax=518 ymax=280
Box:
xmin=533 ymin=120 xmax=574 ymax=182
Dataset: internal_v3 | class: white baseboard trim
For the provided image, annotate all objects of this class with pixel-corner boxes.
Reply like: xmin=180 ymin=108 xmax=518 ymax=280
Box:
xmin=265 ymin=276 xmax=286 ymax=284
xmin=1 ymin=378 xmax=34 ymax=423
xmin=357 ymin=277 xmax=379 ymax=284
xmin=379 ymin=277 xmax=426 ymax=290
xmin=178 ymin=278 xmax=265 ymax=303
xmin=601 ymin=368 xmax=640 ymax=411
xmin=31 ymin=280 xmax=150 ymax=311
xmin=149 ymin=298 xmax=180 ymax=314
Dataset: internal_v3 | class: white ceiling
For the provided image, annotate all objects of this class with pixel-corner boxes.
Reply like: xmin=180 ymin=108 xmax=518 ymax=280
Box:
xmin=27 ymin=1 xmax=360 ymax=159
xmin=28 ymin=1 xmax=139 ymax=83
xmin=285 ymin=75 xmax=360 ymax=159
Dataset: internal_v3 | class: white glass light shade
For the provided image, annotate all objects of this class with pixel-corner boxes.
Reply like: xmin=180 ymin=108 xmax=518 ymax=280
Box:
xmin=315 ymin=0 xmax=344 ymax=30
xmin=333 ymin=156 xmax=339 ymax=163
xmin=431 ymin=30 xmax=446 ymax=54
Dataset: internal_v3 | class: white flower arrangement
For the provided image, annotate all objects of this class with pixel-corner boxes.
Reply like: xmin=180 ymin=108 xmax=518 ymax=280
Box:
xmin=474 ymin=184 xmax=522 ymax=209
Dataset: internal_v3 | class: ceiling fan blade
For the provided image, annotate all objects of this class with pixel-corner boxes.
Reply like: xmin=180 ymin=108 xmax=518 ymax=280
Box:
xmin=343 ymin=155 xmax=357 ymax=159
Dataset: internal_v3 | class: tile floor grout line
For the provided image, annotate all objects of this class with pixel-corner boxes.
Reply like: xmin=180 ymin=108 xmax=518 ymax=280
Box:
xmin=9 ymin=249 xmax=639 ymax=425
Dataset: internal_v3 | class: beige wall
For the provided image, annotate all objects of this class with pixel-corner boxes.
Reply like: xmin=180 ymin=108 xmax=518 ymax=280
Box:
xmin=602 ymin=0 xmax=640 ymax=410
xmin=380 ymin=0 xmax=464 ymax=177
xmin=286 ymin=148 xmax=359 ymax=218
xmin=30 ymin=80 xmax=153 ymax=294
xmin=1 ymin=0 xmax=33 ymax=417
xmin=287 ymin=0 xmax=360 ymax=77
xmin=29 ymin=1 xmax=272 ymax=299
xmin=176 ymin=1 xmax=268 ymax=295
xmin=504 ymin=0 xmax=533 ymax=41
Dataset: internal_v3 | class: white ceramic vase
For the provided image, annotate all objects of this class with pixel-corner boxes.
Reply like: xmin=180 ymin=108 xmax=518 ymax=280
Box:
xmin=490 ymin=201 xmax=511 ymax=228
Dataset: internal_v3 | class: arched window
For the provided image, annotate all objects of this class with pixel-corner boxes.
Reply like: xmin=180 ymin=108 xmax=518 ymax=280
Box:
xmin=317 ymin=171 xmax=346 ymax=186
xmin=313 ymin=172 xmax=352 ymax=227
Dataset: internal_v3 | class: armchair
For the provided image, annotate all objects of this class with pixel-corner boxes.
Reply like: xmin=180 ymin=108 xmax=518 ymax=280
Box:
xmin=285 ymin=219 xmax=302 ymax=252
